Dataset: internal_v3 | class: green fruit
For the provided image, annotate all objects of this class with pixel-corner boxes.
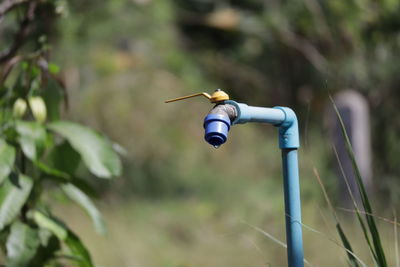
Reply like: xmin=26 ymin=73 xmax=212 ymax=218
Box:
xmin=13 ymin=98 xmax=27 ymax=118
xmin=28 ymin=96 xmax=47 ymax=123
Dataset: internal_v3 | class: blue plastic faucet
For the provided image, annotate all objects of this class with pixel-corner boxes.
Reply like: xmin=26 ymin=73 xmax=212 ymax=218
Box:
xmin=166 ymin=90 xmax=304 ymax=267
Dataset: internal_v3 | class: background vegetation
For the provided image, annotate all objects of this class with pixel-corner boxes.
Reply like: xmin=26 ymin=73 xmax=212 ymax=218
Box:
xmin=1 ymin=0 xmax=400 ymax=266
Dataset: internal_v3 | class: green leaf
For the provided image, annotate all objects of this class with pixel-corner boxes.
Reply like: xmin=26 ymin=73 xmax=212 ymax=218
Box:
xmin=14 ymin=121 xmax=68 ymax=178
xmin=31 ymin=211 xmax=67 ymax=240
xmin=0 ymin=174 xmax=33 ymax=231
xmin=62 ymin=184 xmax=106 ymax=234
xmin=34 ymin=160 xmax=70 ymax=180
xmin=15 ymin=121 xmax=47 ymax=160
xmin=69 ymin=178 xmax=98 ymax=198
xmin=48 ymin=141 xmax=81 ymax=176
xmin=48 ymin=121 xmax=122 ymax=178
xmin=32 ymin=210 xmax=94 ymax=267
xmin=65 ymin=231 xmax=94 ymax=267
xmin=48 ymin=63 xmax=60 ymax=74
xmin=6 ymin=221 xmax=40 ymax=267
xmin=30 ymin=231 xmax=60 ymax=266
xmin=42 ymin=78 xmax=64 ymax=121
xmin=38 ymin=228 xmax=54 ymax=247
xmin=112 ymin=142 xmax=128 ymax=156
xmin=0 ymin=139 xmax=16 ymax=184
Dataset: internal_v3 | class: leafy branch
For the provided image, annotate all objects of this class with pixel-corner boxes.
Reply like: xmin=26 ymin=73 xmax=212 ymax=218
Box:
xmin=0 ymin=1 xmax=122 ymax=266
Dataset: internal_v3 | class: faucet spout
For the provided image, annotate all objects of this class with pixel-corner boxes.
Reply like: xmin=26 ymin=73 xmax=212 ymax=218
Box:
xmin=203 ymin=103 xmax=237 ymax=147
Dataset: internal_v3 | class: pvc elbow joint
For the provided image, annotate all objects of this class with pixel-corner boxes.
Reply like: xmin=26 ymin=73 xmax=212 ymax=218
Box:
xmin=203 ymin=104 xmax=236 ymax=148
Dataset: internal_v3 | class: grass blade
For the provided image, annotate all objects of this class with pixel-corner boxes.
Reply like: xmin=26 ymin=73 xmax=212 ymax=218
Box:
xmin=244 ymin=223 xmax=314 ymax=267
xmin=394 ymin=210 xmax=399 ymax=267
xmin=332 ymin=144 xmax=377 ymax=263
xmin=312 ymin=168 xmax=338 ymax=222
xmin=336 ymin=223 xmax=359 ymax=267
xmin=330 ymin=95 xmax=387 ymax=266
xmin=313 ymin=167 xmax=359 ymax=267
xmin=299 ymin=221 xmax=367 ymax=267
xmin=337 ymin=208 xmax=400 ymax=227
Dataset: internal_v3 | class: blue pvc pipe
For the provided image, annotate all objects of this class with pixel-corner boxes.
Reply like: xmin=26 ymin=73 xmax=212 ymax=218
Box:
xmin=227 ymin=101 xmax=286 ymax=125
xmin=282 ymin=149 xmax=304 ymax=267
xmin=225 ymin=101 xmax=304 ymax=267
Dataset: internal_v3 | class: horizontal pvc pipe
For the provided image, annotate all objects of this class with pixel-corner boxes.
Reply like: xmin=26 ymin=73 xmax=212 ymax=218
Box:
xmin=226 ymin=101 xmax=286 ymax=125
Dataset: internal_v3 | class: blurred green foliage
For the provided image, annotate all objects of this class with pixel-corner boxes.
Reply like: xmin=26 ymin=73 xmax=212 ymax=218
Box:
xmin=170 ymin=0 xmax=400 ymax=197
xmin=54 ymin=0 xmax=400 ymax=200
xmin=0 ymin=1 xmax=122 ymax=265
xmin=2 ymin=0 xmax=399 ymax=265
xmin=24 ymin=0 xmax=398 ymax=265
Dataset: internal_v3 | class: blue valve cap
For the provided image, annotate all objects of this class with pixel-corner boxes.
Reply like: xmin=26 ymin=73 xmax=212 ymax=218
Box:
xmin=203 ymin=114 xmax=231 ymax=147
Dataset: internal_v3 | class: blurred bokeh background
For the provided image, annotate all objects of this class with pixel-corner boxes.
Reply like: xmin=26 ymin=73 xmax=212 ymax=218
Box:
xmin=11 ymin=0 xmax=400 ymax=266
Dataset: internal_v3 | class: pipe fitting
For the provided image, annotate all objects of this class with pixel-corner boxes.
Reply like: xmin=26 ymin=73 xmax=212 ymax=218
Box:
xmin=203 ymin=103 xmax=237 ymax=147
xmin=208 ymin=103 xmax=237 ymax=120
xmin=273 ymin=107 xmax=300 ymax=149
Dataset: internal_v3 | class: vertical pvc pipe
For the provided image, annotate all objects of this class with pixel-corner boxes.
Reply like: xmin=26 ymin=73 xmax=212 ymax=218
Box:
xmin=281 ymin=148 xmax=304 ymax=267
xmin=211 ymin=102 xmax=304 ymax=266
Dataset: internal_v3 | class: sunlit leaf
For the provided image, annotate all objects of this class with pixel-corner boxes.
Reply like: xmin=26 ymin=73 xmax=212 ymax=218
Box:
xmin=31 ymin=211 xmax=67 ymax=240
xmin=112 ymin=142 xmax=128 ymax=156
xmin=62 ymin=184 xmax=106 ymax=234
xmin=0 ymin=174 xmax=33 ymax=231
xmin=48 ymin=121 xmax=121 ymax=178
xmin=14 ymin=121 xmax=67 ymax=179
xmin=15 ymin=121 xmax=47 ymax=160
xmin=32 ymin=210 xmax=93 ymax=267
xmin=6 ymin=221 xmax=40 ymax=267
xmin=0 ymin=139 xmax=16 ymax=184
